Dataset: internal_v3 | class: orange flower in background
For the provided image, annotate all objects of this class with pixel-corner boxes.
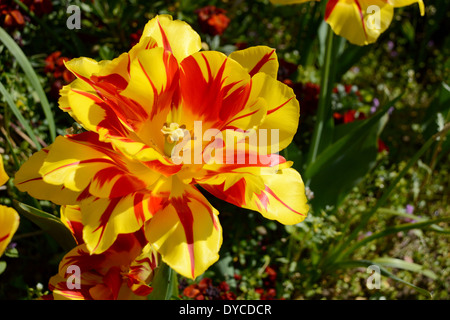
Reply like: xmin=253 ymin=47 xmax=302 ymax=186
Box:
xmin=0 ymin=156 xmax=20 ymax=258
xmin=44 ymin=205 xmax=158 ymax=300
xmin=0 ymin=1 xmax=25 ymax=28
xmin=270 ymin=0 xmax=425 ymax=46
xmin=15 ymin=15 xmax=309 ymax=280
xmin=195 ymin=5 xmax=230 ymax=36
xmin=45 ymin=51 xmax=76 ymax=98
xmin=0 ymin=0 xmax=53 ymax=28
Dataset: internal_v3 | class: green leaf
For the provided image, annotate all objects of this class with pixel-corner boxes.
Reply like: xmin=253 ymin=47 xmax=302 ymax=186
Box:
xmin=334 ymin=259 xmax=433 ymax=297
xmin=13 ymin=201 xmax=77 ymax=252
xmin=0 ymin=27 xmax=56 ymax=141
xmin=148 ymin=261 xmax=178 ymax=300
xmin=422 ymin=82 xmax=450 ymax=140
xmin=0 ymin=81 xmax=41 ymax=150
xmin=347 ymin=216 xmax=450 ymax=256
xmin=305 ymin=96 xmax=398 ymax=211
xmin=377 ymin=208 xmax=450 ymax=234
xmin=372 ymin=257 xmax=437 ymax=281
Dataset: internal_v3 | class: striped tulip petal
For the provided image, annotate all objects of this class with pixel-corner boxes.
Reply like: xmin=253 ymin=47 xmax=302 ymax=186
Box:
xmin=38 ymin=132 xmax=157 ymax=199
xmin=60 ymin=205 xmax=84 ymax=245
xmin=120 ymin=47 xmax=180 ymax=151
xmin=0 ymin=205 xmax=20 ymax=257
xmin=202 ymin=167 xmax=308 ymax=226
xmin=271 ymin=0 xmax=424 ymax=46
xmin=325 ymin=0 xmax=394 ymax=46
xmin=145 ymin=183 xmax=222 ymax=279
xmin=0 ymin=156 xmax=8 ymax=186
xmin=140 ymin=14 xmax=202 ymax=62
xmin=228 ymin=46 xmax=279 ymax=78
xmin=81 ymin=191 xmax=165 ymax=254
xmin=179 ymin=51 xmax=252 ymax=130
xmin=248 ymin=72 xmax=300 ymax=153
xmin=388 ymin=0 xmax=425 ymax=15
xmin=15 ymin=147 xmax=84 ymax=205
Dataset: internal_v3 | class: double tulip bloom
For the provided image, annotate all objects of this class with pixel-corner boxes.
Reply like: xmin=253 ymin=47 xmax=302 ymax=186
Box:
xmin=271 ymin=0 xmax=425 ymax=46
xmin=15 ymin=15 xmax=309 ymax=283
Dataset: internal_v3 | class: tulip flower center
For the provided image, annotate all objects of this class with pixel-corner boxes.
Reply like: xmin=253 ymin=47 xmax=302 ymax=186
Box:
xmin=161 ymin=122 xmax=187 ymax=157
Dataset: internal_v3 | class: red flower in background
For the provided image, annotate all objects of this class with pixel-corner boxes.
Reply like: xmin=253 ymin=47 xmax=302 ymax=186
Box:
xmin=180 ymin=277 xmax=236 ymax=300
xmin=377 ymin=138 xmax=389 ymax=153
xmin=129 ymin=29 xmax=142 ymax=48
xmin=333 ymin=109 xmax=389 ymax=153
xmin=195 ymin=5 xmax=230 ymax=36
xmin=22 ymin=0 xmax=52 ymax=16
xmin=333 ymin=109 xmax=366 ymax=125
xmin=44 ymin=51 xmax=76 ymax=99
xmin=255 ymin=266 xmax=280 ymax=300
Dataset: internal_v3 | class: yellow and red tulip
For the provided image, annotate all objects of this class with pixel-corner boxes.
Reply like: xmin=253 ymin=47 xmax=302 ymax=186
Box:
xmin=270 ymin=0 xmax=425 ymax=46
xmin=45 ymin=207 xmax=158 ymax=300
xmin=15 ymin=15 xmax=309 ymax=279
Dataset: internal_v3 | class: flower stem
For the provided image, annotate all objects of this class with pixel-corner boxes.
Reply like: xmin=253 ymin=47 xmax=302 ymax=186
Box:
xmin=305 ymin=25 xmax=336 ymax=181
xmin=148 ymin=260 xmax=178 ymax=300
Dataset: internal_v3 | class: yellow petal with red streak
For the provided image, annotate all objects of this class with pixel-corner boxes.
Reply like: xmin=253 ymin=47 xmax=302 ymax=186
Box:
xmin=229 ymin=46 xmax=279 ymax=78
xmin=141 ymin=14 xmax=201 ymax=62
xmin=0 ymin=205 xmax=20 ymax=257
xmin=145 ymin=183 xmax=222 ymax=279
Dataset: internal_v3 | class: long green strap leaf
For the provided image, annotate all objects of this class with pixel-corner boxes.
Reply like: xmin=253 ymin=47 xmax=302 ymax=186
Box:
xmin=333 ymin=259 xmax=433 ymax=297
xmin=372 ymin=257 xmax=438 ymax=280
xmin=0 ymin=81 xmax=41 ymax=150
xmin=342 ymin=216 xmax=450 ymax=260
xmin=0 ymin=27 xmax=56 ymax=141
xmin=13 ymin=201 xmax=77 ymax=252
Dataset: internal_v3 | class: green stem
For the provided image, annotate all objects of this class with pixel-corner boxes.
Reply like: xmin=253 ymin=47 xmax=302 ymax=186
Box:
xmin=305 ymin=25 xmax=336 ymax=179
xmin=148 ymin=260 xmax=178 ymax=300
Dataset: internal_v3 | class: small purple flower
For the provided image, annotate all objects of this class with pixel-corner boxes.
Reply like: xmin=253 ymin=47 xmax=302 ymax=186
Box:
xmin=388 ymin=106 xmax=394 ymax=115
xmin=387 ymin=40 xmax=395 ymax=51
xmin=390 ymin=51 xmax=398 ymax=58
xmin=405 ymin=204 xmax=414 ymax=215
xmin=370 ymin=98 xmax=380 ymax=114
xmin=373 ymin=98 xmax=380 ymax=108
xmin=7 ymin=242 xmax=17 ymax=250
